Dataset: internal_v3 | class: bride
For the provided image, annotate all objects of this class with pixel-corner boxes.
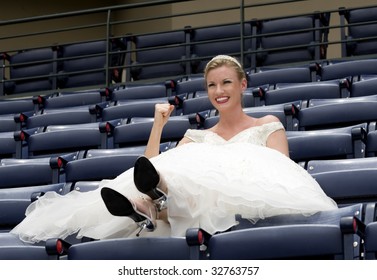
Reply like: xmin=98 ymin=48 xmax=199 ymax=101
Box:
xmin=11 ymin=55 xmax=337 ymax=243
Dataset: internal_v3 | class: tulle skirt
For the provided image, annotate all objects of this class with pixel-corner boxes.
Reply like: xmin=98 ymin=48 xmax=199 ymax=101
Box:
xmin=11 ymin=142 xmax=337 ymax=243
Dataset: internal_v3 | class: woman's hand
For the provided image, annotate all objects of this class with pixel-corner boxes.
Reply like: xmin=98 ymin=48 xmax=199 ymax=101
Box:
xmin=154 ymin=103 xmax=175 ymax=128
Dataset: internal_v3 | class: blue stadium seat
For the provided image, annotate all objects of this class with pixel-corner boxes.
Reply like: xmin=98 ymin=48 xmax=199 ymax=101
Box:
xmin=287 ymin=124 xmax=367 ymax=162
xmin=308 ymin=157 xmax=377 ymax=205
xmin=0 ymin=98 xmax=35 ymax=115
xmin=351 ymin=77 xmax=377 ymax=97
xmin=248 ymin=65 xmax=316 ymax=88
xmin=364 ymin=221 xmax=377 ymax=259
xmin=254 ymin=13 xmax=330 ymax=67
xmin=0 ymin=115 xmax=18 ymax=133
xmin=19 ymin=123 xmax=106 ymax=158
xmin=320 ymin=59 xmax=377 ymax=81
xmin=112 ymin=117 xmax=191 ymax=148
xmin=253 ymin=79 xmax=349 ymax=106
xmin=129 ymin=30 xmax=190 ymax=80
xmin=45 ymin=235 xmax=202 ymax=260
xmin=2 ymin=47 xmax=57 ymax=95
xmin=204 ymin=203 xmax=363 ymax=259
xmin=298 ymin=95 xmax=377 ymax=130
xmin=190 ymin=23 xmax=253 ymax=73
xmin=111 ymin=82 xmax=170 ymax=101
xmin=339 ymin=6 xmax=377 ymax=57
xmin=0 ymin=233 xmax=54 ymax=260
xmin=100 ymin=99 xmax=167 ymax=122
xmin=0 ymin=132 xmax=18 ymax=159
xmin=0 ymin=183 xmax=66 ymax=228
xmin=58 ymin=39 xmax=125 ymax=88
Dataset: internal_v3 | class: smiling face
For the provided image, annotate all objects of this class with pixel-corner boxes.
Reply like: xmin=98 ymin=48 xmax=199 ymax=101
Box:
xmin=205 ymin=64 xmax=247 ymax=113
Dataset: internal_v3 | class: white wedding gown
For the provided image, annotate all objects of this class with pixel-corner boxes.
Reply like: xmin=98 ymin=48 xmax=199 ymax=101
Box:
xmin=11 ymin=122 xmax=337 ymax=243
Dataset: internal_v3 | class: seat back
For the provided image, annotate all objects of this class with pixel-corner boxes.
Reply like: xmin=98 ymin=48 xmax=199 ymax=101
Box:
xmin=191 ymin=23 xmax=252 ymax=73
xmin=130 ymin=30 xmax=189 ymax=80
xmin=339 ymin=7 xmax=377 ymax=57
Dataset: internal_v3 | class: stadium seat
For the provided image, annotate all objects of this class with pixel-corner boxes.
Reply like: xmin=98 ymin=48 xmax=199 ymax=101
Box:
xmin=18 ymin=123 xmax=107 ymax=158
xmin=0 ymin=183 xmax=67 ymax=228
xmin=298 ymin=95 xmax=377 ymax=130
xmin=364 ymin=221 xmax=377 ymax=259
xmin=253 ymin=79 xmax=349 ymax=106
xmin=100 ymin=99 xmax=168 ymax=122
xmin=1 ymin=47 xmax=57 ymax=95
xmin=202 ymin=101 xmax=300 ymax=131
xmin=111 ymin=82 xmax=170 ymax=100
xmin=254 ymin=13 xmax=330 ymax=67
xmin=112 ymin=117 xmax=191 ymax=148
xmin=319 ymin=59 xmax=377 ymax=81
xmin=190 ymin=23 xmax=253 ymax=73
xmin=0 ymin=115 xmax=18 ymax=133
xmin=308 ymin=157 xmax=377 ymax=205
xmin=0 ymin=233 xmax=54 ymax=260
xmin=0 ymin=98 xmax=35 ymax=115
xmin=339 ymin=6 xmax=377 ymax=57
xmin=351 ymin=77 xmax=377 ymax=97
xmin=129 ymin=29 xmax=190 ymax=80
xmin=34 ymin=88 xmax=108 ymax=110
xmin=58 ymin=39 xmax=125 ymax=89
xmin=287 ymin=124 xmax=367 ymax=162
xmin=0 ymin=132 xmax=18 ymax=159
xmin=45 ymin=235 xmax=203 ymax=260
xmin=204 ymin=203 xmax=363 ymax=259
xmin=248 ymin=65 xmax=317 ymax=88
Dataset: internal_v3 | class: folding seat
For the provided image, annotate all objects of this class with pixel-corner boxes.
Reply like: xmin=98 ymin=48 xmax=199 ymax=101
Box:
xmin=190 ymin=23 xmax=253 ymax=73
xmin=33 ymin=88 xmax=109 ymax=110
xmin=174 ymin=76 xmax=206 ymax=97
xmin=100 ymin=99 xmax=167 ymax=122
xmin=112 ymin=117 xmax=191 ymax=148
xmin=350 ymin=77 xmax=377 ymax=97
xmin=0 ymin=97 xmax=35 ymax=115
xmin=0 ymin=233 xmax=55 ymax=260
xmin=59 ymin=153 xmax=139 ymax=192
xmin=339 ymin=6 xmax=377 ymax=57
xmin=0 ymin=183 xmax=66 ymax=229
xmin=247 ymin=65 xmax=316 ymax=88
xmin=319 ymin=59 xmax=377 ymax=81
xmin=308 ymin=157 xmax=377 ymax=205
xmin=203 ymin=203 xmax=363 ymax=259
xmin=129 ymin=30 xmax=190 ymax=81
xmin=366 ymin=129 xmax=377 ymax=157
xmin=254 ymin=13 xmax=330 ymax=67
xmin=286 ymin=124 xmax=367 ymax=163
xmin=297 ymin=95 xmax=377 ymax=130
xmin=0 ymin=157 xmax=58 ymax=188
xmin=17 ymin=123 xmax=107 ymax=158
xmin=202 ymin=101 xmax=300 ymax=131
xmin=1 ymin=47 xmax=57 ymax=95
xmin=111 ymin=82 xmax=170 ymax=101
xmin=0 ymin=132 xmax=17 ymax=159
xmin=0 ymin=115 xmax=17 ymax=132
xmin=58 ymin=39 xmax=125 ymax=89
xmin=45 ymin=234 xmax=203 ymax=260
xmin=253 ymin=79 xmax=349 ymax=107
xmin=364 ymin=221 xmax=377 ymax=259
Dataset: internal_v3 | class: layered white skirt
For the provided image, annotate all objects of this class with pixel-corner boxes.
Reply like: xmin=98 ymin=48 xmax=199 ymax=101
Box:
xmin=11 ymin=142 xmax=337 ymax=243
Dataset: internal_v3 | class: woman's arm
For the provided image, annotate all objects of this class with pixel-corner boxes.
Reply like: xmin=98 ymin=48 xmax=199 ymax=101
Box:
xmin=267 ymin=129 xmax=290 ymax=157
xmin=144 ymin=104 xmax=175 ymax=159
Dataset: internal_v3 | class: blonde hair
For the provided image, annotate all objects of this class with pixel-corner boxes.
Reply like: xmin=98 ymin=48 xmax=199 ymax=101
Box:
xmin=204 ymin=55 xmax=246 ymax=82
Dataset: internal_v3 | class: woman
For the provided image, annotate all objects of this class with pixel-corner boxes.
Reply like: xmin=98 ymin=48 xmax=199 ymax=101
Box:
xmin=11 ymin=55 xmax=337 ymax=243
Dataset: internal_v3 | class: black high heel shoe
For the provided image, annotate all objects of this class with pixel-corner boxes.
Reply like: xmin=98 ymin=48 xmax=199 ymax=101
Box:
xmin=101 ymin=187 xmax=156 ymax=236
xmin=134 ymin=156 xmax=167 ymax=211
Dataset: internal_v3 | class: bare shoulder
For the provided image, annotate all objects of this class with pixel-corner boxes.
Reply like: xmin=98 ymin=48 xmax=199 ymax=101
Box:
xmin=255 ymin=114 xmax=281 ymax=126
